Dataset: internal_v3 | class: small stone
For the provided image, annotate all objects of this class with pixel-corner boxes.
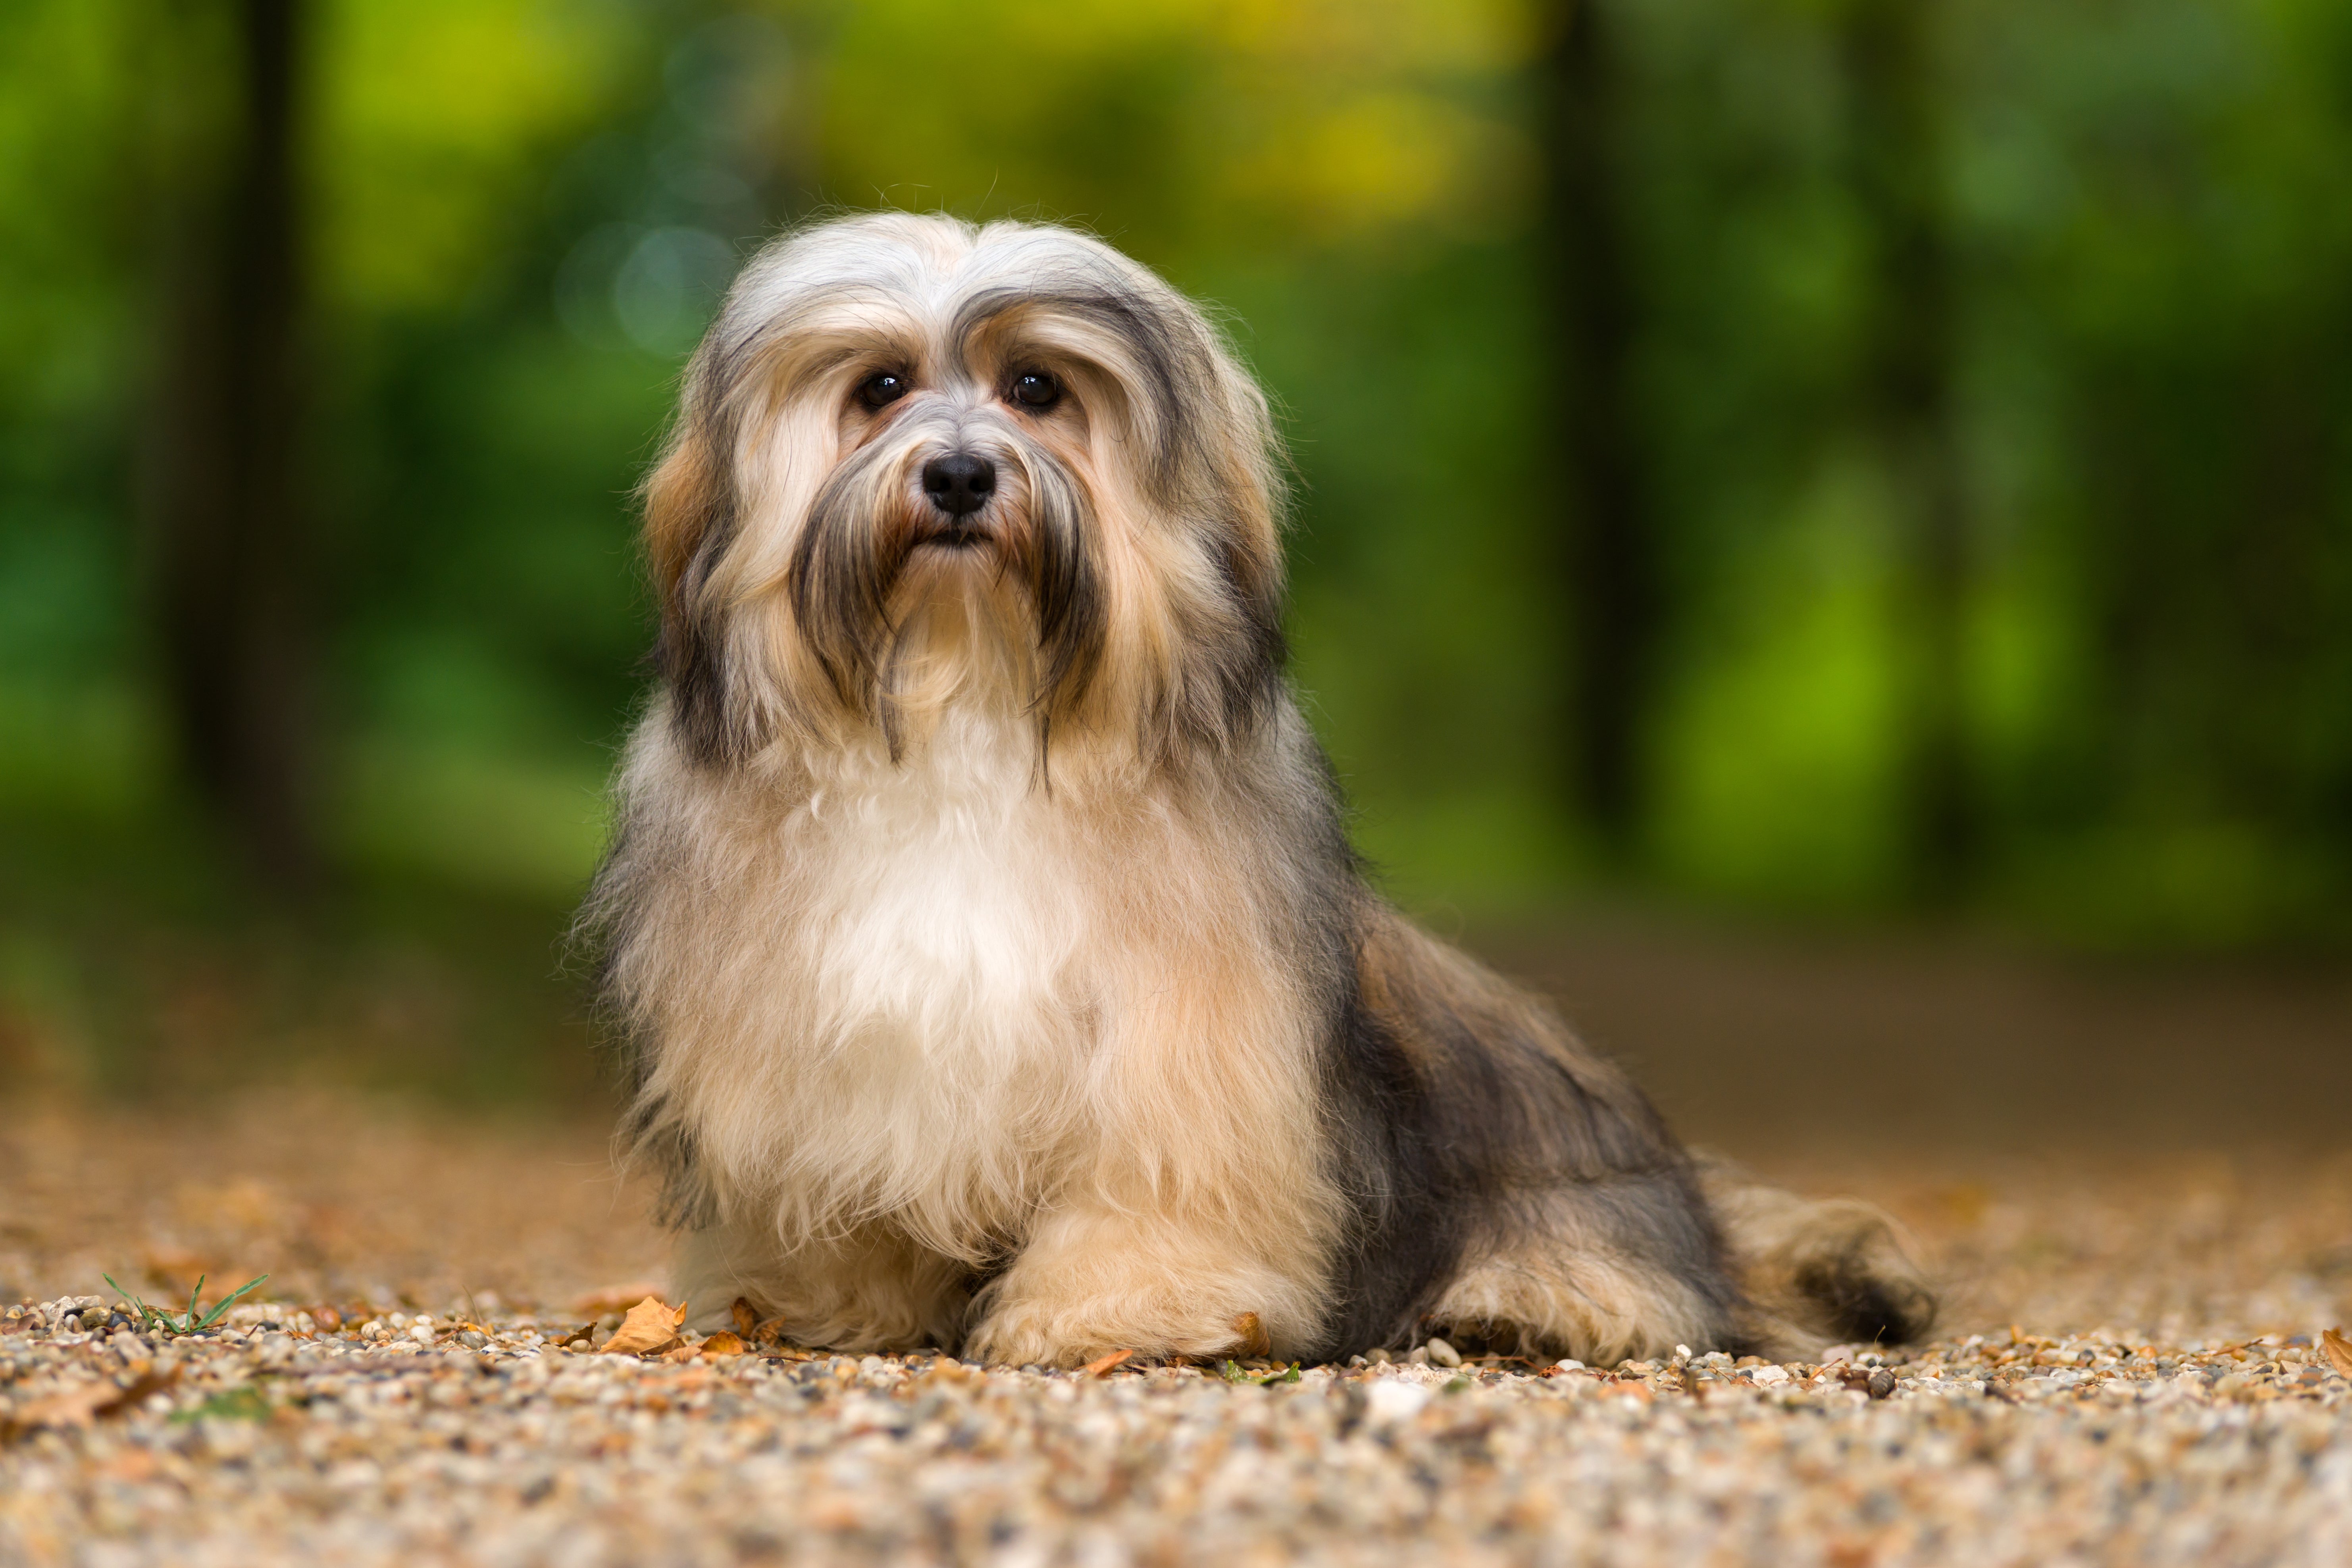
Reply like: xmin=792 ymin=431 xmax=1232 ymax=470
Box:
xmin=1425 ymin=1337 xmax=1462 ymax=1368
xmin=460 ymin=1330 xmax=488 ymax=1349
xmin=1364 ymin=1381 xmax=1430 ymax=1423
xmin=1554 ymin=1358 xmax=1585 ymax=1372
xmin=1867 ymin=1368 xmax=1898 ymax=1400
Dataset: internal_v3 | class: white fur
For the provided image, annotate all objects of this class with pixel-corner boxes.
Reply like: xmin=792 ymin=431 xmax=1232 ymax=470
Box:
xmin=622 ymin=704 xmax=1095 ymax=1265
xmin=598 ymin=213 xmax=1934 ymax=1366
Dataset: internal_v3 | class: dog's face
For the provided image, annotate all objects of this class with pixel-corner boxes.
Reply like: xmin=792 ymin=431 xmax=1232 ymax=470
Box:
xmin=643 ymin=214 xmax=1289 ymax=767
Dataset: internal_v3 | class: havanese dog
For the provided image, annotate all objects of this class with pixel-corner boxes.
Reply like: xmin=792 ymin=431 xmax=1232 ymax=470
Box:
xmin=584 ymin=211 xmax=1933 ymax=1368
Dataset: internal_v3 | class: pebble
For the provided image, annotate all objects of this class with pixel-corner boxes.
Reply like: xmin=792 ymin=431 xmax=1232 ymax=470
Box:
xmin=2 ymin=1094 xmax=2348 ymax=1565
xmin=0 ymin=1310 xmax=2343 ymax=1565
xmin=1364 ymin=1378 xmax=1433 ymax=1423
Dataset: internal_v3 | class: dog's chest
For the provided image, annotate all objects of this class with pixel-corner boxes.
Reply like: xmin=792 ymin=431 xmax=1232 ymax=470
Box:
xmin=783 ymin=723 xmax=1088 ymax=1062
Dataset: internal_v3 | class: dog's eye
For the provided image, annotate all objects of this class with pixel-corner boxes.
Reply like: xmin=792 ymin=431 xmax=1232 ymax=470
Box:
xmin=858 ymin=372 xmax=909 ymax=410
xmin=1009 ymin=371 xmax=1060 ymax=411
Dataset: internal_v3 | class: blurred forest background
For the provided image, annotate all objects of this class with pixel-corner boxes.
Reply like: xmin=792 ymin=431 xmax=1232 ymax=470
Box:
xmin=4 ymin=0 xmax=2351 ymax=1117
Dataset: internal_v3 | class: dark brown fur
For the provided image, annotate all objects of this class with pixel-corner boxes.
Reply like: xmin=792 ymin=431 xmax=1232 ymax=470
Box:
xmin=585 ymin=213 xmax=1934 ymax=1366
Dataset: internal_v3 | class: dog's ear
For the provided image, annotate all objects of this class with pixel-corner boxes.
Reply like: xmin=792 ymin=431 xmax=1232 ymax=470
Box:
xmin=643 ymin=421 xmax=726 ymax=615
xmin=641 ymin=416 xmax=741 ymax=764
xmin=1202 ymin=376 xmax=1290 ymax=726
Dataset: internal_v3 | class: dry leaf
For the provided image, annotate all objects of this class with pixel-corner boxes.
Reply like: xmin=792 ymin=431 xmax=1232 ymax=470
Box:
xmin=730 ymin=1298 xmax=758 ymax=1339
xmin=1230 ymin=1313 xmax=1272 ymax=1359
xmin=13 ymin=1381 xmax=123 ymax=1431
xmin=601 ymin=1297 xmax=688 ymax=1357
xmin=658 ymin=1341 xmax=702 ymax=1364
xmin=5 ymin=1364 xmax=176 ymax=1438
xmin=2322 ymin=1327 xmax=2352 ymax=1378
xmin=700 ymin=1331 xmax=746 ymax=1358
xmin=1083 ymin=1348 xmax=1137 ymax=1378
xmin=746 ymin=1323 xmax=819 ymax=1361
xmin=574 ymin=1281 xmax=666 ymax=1316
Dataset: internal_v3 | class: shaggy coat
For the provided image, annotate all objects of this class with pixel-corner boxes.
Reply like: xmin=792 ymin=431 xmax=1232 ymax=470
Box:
xmin=585 ymin=212 xmax=1933 ymax=1367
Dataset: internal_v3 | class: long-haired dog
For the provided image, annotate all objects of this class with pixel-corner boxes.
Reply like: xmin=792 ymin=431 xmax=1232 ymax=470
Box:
xmin=584 ymin=212 xmax=1933 ymax=1367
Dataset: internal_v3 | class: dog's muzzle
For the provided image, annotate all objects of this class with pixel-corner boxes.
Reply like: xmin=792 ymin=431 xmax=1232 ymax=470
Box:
xmin=916 ymin=452 xmax=996 ymax=548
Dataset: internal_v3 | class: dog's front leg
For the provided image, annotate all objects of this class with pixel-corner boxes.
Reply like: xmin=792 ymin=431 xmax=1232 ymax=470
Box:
xmin=962 ymin=968 xmax=1341 ymax=1369
xmin=962 ymin=1201 xmax=1324 ymax=1368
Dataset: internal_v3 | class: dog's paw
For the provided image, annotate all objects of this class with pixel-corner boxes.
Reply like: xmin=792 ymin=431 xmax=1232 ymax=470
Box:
xmin=959 ymin=1304 xmax=1082 ymax=1370
xmin=963 ymin=1298 xmax=1270 ymax=1369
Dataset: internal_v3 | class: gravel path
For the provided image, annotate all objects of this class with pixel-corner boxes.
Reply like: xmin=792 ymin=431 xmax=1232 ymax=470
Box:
xmin=2 ymin=1094 xmax=2348 ymax=1567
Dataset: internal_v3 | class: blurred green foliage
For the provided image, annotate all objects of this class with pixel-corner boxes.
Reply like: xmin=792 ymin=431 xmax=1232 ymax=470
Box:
xmin=3 ymin=0 xmax=2351 ymax=1103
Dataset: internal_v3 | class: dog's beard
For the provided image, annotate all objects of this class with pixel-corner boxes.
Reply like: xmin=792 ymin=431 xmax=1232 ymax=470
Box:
xmin=786 ymin=435 xmax=1105 ymax=760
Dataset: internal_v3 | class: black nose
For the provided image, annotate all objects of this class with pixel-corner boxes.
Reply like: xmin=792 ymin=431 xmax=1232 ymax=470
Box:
xmin=922 ymin=453 xmax=995 ymax=518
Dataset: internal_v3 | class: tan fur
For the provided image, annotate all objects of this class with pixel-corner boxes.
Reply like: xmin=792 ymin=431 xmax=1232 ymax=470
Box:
xmin=1698 ymin=1158 xmax=1938 ymax=1358
xmin=588 ymin=212 xmax=1935 ymax=1368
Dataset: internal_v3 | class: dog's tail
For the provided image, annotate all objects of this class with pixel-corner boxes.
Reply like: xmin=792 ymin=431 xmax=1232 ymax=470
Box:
xmin=1696 ymin=1156 xmax=1939 ymax=1359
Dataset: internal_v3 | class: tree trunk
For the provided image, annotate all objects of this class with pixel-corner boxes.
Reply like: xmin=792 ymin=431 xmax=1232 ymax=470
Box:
xmin=1841 ymin=0 xmax=1973 ymax=903
xmin=147 ymin=0 xmax=314 ymax=889
xmin=1542 ymin=0 xmax=1657 ymax=862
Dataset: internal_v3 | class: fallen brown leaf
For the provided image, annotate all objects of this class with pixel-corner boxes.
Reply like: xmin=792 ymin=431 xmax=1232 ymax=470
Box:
xmin=1230 ymin=1313 xmax=1271 ymax=1359
xmin=602 ymin=1296 xmax=688 ymax=1356
xmin=1083 ymin=1348 xmax=1137 ymax=1378
xmin=574 ymin=1281 xmax=666 ymax=1316
xmin=2322 ymin=1327 xmax=2352 ymax=1378
xmin=551 ymin=1323 xmax=598 ymax=1351
xmin=700 ymin=1331 xmax=746 ymax=1358
xmin=730 ymin=1298 xmax=758 ymax=1338
xmin=13 ymin=1381 xmax=123 ymax=1431
xmin=5 ymin=1364 xmax=178 ymax=1439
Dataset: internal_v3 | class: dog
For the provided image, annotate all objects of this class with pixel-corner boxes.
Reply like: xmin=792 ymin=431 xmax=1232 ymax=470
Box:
xmin=582 ymin=211 xmax=1934 ymax=1368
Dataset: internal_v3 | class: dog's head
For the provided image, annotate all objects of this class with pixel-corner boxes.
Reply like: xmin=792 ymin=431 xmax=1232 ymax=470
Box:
xmin=643 ymin=212 xmax=1288 ymax=768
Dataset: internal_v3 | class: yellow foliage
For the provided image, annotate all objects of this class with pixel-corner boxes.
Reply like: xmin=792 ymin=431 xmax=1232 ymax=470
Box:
xmin=315 ymin=0 xmax=636 ymax=312
xmin=812 ymin=0 xmax=1539 ymax=260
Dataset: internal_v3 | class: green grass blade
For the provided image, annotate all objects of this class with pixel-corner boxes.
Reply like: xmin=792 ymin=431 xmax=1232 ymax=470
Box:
xmin=191 ymin=1274 xmax=269 ymax=1331
xmin=100 ymin=1274 xmax=149 ymax=1321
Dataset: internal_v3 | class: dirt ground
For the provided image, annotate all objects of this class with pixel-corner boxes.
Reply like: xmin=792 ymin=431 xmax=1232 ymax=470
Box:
xmin=2 ymin=1089 xmax=2348 ymax=1352
xmin=0 ymin=1089 xmax=2347 ymax=1567
xmin=1 ymin=918 xmax=2348 ymax=1566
